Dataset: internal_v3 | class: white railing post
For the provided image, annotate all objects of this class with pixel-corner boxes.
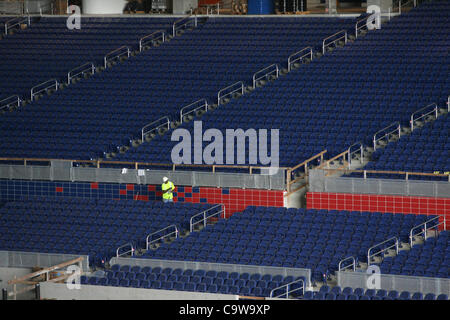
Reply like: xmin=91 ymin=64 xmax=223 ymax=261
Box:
xmin=373 ymin=122 xmax=401 ymax=150
xmin=287 ymin=47 xmax=313 ymax=72
xmin=338 ymin=256 xmax=356 ymax=271
xmin=67 ymin=62 xmax=95 ymax=84
xmin=367 ymin=237 xmax=399 ymax=266
xmin=30 ymin=79 xmax=58 ymax=101
xmin=322 ymin=30 xmax=347 ymax=55
xmin=146 ymin=225 xmax=179 ymax=250
xmin=116 ymin=243 xmax=135 ymax=258
xmin=190 ymin=204 xmax=224 ymax=233
xmin=104 ymin=46 xmax=130 ymax=69
xmin=139 ymin=30 xmax=165 ymax=52
xmin=252 ymin=64 xmax=279 ymax=89
xmin=269 ymin=279 xmax=305 ymax=299
xmin=141 ymin=116 xmax=170 ymax=142
xmin=217 ymin=81 xmax=244 ymax=105
xmin=409 ymin=216 xmax=444 ymax=247
xmin=0 ymin=95 xmax=21 ymax=112
xmin=180 ymin=99 xmax=208 ymax=124
xmin=410 ymin=103 xmax=438 ymax=131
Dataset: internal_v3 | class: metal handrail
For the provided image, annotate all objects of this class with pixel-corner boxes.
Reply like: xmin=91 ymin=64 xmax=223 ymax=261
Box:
xmin=322 ymin=30 xmax=347 ymax=55
xmin=0 ymin=157 xmax=289 ymax=174
xmin=347 ymin=142 xmax=364 ymax=169
xmin=146 ymin=225 xmax=178 ymax=250
xmin=104 ymin=46 xmax=130 ymax=68
xmin=338 ymin=256 xmax=356 ymax=272
xmin=217 ymin=81 xmax=244 ymax=105
xmin=172 ymin=15 xmax=197 ymax=37
xmin=190 ymin=204 xmax=225 ymax=232
xmin=319 ymin=167 xmax=450 ymax=180
xmin=0 ymin=95 xmax=21 ymax=112
xmin=410 ymin=103 xmax=438 ymax=131
xmin=4 ymin=16 xmax=30 ymax=35
xmin=269 ymin=279 xmax=305 ymax=299
xmin=180 ymin=99 xmax=208 ymax=123
xmin=367 ymin=237 xmax=399 ymax=266
xmin=139 ymin=30 xmax=165 ymax=52
xmin=67 ymin=62 xmax=95 ymax=84
xmin=409 ymin=216 xmax=445 ymax=247
xmin=30 ymin=79 xmax=58 ymax=101
xmin=116 ymin=242 xmax=135 ymax=258
xmin=355 ymin=16 xmax=369 ymax=38
xmin=373 ymin=121 xmax=401 ymax=151
xmin=287 ymin=47 xmax=313 ymax=72
xmin=141 ymin=116 xmax=170 ymax=141
xmin=253 ymin=64 xmax=279 ymax=89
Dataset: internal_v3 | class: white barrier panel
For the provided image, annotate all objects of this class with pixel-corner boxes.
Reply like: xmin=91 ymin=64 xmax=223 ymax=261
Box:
xmin=337 ymin=271 xmax=450 ymax=296
xmin=82 ymin=0 xmax=127 ymax=14
xmin=40 ymin=282 xmax=239 ymax=300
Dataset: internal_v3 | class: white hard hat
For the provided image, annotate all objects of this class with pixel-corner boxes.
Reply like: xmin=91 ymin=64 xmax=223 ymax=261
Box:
xmin=163 ymin=177 xmax=168 ymax=182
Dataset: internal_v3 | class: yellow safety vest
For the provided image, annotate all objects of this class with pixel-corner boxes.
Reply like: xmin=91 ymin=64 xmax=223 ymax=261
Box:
xmin=161 ymin=181 xmax=175 ymax=200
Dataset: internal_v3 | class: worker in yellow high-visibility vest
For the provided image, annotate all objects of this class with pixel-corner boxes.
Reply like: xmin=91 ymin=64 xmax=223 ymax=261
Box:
xmin=161 ymin=177 xmax=175 ymax=203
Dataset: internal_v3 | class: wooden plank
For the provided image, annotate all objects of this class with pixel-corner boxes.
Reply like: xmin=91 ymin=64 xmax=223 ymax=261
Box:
xmin=8 ymin=257 xmax=84 ymax=285
xmin=290 ymin=150 xmax=327 ymax=172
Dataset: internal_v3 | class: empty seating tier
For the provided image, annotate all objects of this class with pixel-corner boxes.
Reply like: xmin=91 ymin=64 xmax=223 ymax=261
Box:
xmin=0 ymin=17 xmax=356 ymax=160
xmin=115 ymin=5 xmax=449 ymax=168
xmin=0 ymin=197 xmax=213 ymax=266
xmin=0 ymin=17 xmax=176 ymax=99
xmin=80 ymin=265 xmax=306 ymax=297
xmin=377 ymin=230 xmax=449 ymax=278
xmin=139 ymin=206 xmax=434 ymax=283
xmin=350 ymin=114 xmax=449 ymax=180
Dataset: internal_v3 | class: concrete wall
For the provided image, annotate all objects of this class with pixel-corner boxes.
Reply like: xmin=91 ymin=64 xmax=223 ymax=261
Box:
xmin=173 ymin=0 xmax=198 ymax=14
xmin=0 ymin=267 xmax=36 ymax=300
xmin=40 ymin=282 xmax=239 ymax=300
xmin=82 ymin=0 xmax=127 ymax=14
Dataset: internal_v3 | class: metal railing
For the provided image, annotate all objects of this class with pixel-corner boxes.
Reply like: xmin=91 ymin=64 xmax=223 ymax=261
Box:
xmin=30 ymin=79 xmax=58 ymax=101
xmin=367 ymin=237 xmax=399 ymax=266
xmin=190 ymin=204 xmax=225 ymax=232
xmin=347 ymin=142 xmax=364 ymax=169
xmin=180 ymin=99 xmax=208 ymax=124
xmin=0 ymin=95 xmax=21 ymax=112
xmin=409 ymin=216 xmax=446 ymax=247
xmin=0 ymin=156 xmax=288 ymax=177
xmin=253 ymin=64 xmax=279 ymax=89
xmin=139 ymin=30 xmax=165 ymax=52
xmin=287 ymin=47 xmax=313 ymax=72
xmin=217 ymin=81 xmax=244 ymax=105
xmin=172 ymin=15 xmax=197 ymax=37
xmin=116 ymin=242 xmax=135 ymax=258
xmin=104 ymin=46 xmax=130 ymax=68
xmin=410 ymin=103 xmax=438 ymax=131
xmin=4 ymin=15 xmax=30 ymax=35
xmin=336 ymin=270 xmax=450 ymax=296
xmin=141 ymin=116 xmax=170 ymax=142
xmin=286 ymin=150 xmax=327 ymax=194
xmin=146 ymin=225 xmax=179 ymax=250
xmin=269 ymin=279 xmax=305 ymax=299
xmin=67 ymin=62 xmax=95 ymax=84
xmin=338 ymin=256 xmax=356 ymax=272
xmin=319 ymin=167 xmax=450 ymax=181
xmin=355 ymin=13 xmax=379 ymax=39
xmin=322 ymin=30 xmax=347 ymax=55
xmin=373 ymin=122 xmax=401 ymax=151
